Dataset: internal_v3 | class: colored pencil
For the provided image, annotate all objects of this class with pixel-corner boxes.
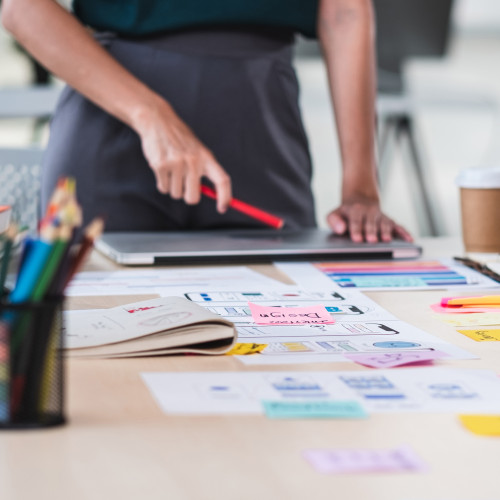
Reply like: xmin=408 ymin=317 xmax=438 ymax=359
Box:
xmin=63 ymin=217 xmax=104 ymax=289
xmin=0 ymin=176 xmax=100 ymax=424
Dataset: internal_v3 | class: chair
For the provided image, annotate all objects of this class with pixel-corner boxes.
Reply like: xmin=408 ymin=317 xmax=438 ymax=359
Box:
xmin=0 ymin=85 xmax=62 ymax=119
xmin=0 ymin=84 xmax=62 ymax=143
xmin=0 ymin=147 xmax=43 ymax=235
xmin=374 ymin=0 xmax=454 ymax=236
xmin=0 ymin=85 xmax=62 ymax=233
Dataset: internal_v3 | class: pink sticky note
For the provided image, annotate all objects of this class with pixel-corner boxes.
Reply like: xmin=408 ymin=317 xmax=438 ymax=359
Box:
xmin=344 ymin=350 xmax=447 ymax=369
xmin=431 ymin=303 xmax=498 ymax=314
xmin=248 ymin=302 xmax=335 ymax=325
xmin=303 ymin=446 xmax=428 ymax=474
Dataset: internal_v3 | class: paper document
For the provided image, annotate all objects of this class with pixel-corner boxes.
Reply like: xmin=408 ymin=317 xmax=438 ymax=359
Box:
xmin=276 ymin=259 xmax=500 ymax=291
xmin=183 ymin=287 xmax=474 ymax=365
xmin=141 ymin=368 xmax=500 ymax=415
xmin=66 ymin=266 xmax=281 ymax=297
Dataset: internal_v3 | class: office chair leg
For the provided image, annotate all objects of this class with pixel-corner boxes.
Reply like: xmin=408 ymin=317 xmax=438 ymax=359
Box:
xmin=399 ymin=117 xmax=441 ymax=237
xmin=377 ymin=118 xmax=398 ymax=191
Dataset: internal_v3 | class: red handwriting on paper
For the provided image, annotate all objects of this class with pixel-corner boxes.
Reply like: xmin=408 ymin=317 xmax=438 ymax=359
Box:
xmin=126 ymin=306 xmax=160 ymax=314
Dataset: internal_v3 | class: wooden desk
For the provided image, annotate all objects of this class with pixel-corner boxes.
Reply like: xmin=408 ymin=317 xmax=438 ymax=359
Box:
xmin=2 ymin=238 xmax=499 ymax=500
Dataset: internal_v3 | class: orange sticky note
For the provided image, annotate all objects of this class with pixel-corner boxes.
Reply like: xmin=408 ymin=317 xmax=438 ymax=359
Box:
xmin=248 ymin=302 xmax=335 ymax=325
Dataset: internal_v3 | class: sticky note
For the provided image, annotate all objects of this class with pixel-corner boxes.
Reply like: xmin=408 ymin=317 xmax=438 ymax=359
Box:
xmin=344 ymin=351 xmax=447 ymax=369
xmin=459 ymin=415 xmax=500 ymax=436
xmin=262 ymin=400 xmax=367 ymax=419
xmin=303 ymin=446 xmax=428 ymax=474
xmin=430 ymin=304 xmax=498 ymax=314
xmin=248 ymin=302 xmax=335 ymax=325
xmin=457 ymin=329 xmax=500 ymax=342
xmin=437 ymin=313 xmax=500 ymax=327
xmin=226 ymin=343 xmax=267 ymax=355
xmin=280 ymin=342 xmax=313 ymax=352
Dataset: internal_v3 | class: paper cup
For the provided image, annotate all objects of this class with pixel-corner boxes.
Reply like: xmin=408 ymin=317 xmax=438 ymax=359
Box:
xmin=456 ymin=166 xmax=500 ymax=253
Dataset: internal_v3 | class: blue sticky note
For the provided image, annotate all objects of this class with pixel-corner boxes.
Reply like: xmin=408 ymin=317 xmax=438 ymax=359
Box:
xmin=262 ymin=400 xmax=368 ymax=419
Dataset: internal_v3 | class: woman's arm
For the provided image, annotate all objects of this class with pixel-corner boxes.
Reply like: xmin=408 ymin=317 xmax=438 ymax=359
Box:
xmin=1 ymin=0 xmax=231 ymax=212
xmin=317 ymin=0 xmax=412 ymax=242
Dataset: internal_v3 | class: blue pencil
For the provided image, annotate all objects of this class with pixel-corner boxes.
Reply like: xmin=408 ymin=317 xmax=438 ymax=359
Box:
xmin=9 ymin=240 xmax=53 ymax=304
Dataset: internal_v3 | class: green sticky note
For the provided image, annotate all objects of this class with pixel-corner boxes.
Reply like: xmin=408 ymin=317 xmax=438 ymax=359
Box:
xmin=350 ymin=276 xmax=427 ymax=288
xmin=262 ymin=400 xmax=368 ymax=419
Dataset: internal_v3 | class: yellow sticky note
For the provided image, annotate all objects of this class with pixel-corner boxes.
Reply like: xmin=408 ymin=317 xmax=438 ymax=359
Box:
xmin=459 ymin=415 xmax=500 ymax=436
xmin=457 ymin=329 xmax=500 ymax=341
xmin=437 ymin=312 xmax=500 ymax=327
xmin=282 ymin=342 xmax=313 ymax=352
xmin=226 ymin=343 xmax=267 ymax=355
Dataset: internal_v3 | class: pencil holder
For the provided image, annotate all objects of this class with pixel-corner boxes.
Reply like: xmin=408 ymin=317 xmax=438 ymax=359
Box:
xmin=0 ymin=296 xmax=65 ymax=429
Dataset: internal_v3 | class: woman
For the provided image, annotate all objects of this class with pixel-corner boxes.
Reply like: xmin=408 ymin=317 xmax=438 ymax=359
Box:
xmin=2 ymin=0 xmax=412 ymax=242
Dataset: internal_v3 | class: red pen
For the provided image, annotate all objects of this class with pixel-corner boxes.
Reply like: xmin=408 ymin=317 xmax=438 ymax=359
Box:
xmin=201 ymin=185 xmax=284 ymax=229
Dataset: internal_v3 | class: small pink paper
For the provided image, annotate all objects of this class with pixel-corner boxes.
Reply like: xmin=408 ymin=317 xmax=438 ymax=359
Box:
xmin=303 ymin=446 xmax=428 ymax=474
xmin=248 ymin=302 xmax=335 ymax=325
xmin=344 ymin=350 xmax=447 ymax=369
xmin=431 ymin=303 xmax=498 ymax=314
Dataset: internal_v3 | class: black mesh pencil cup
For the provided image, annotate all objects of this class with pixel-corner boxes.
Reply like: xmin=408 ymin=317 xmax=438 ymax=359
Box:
xmin=0 ymin=296 xmax=65 ymax=429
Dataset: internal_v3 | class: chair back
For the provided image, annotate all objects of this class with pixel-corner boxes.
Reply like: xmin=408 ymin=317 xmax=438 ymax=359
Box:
xmin=374 ymin=0 xmax=454 ymax=93
xmin=0 ymin=147 xmax=43 ymax=235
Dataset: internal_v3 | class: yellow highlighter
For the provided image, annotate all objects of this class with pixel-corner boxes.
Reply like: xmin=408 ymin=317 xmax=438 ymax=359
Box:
xmin=441 ymin=295 xmax=500 ymax=307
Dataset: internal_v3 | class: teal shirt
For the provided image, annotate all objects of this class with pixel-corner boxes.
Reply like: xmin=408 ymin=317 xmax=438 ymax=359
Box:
xmin=72 ymin=0 xmax=318 ymax=38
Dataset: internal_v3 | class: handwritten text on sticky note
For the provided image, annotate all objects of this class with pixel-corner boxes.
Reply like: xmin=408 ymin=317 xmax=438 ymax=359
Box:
xmin=248 ymin=302 xmax=335 ymax=325
xmin=457 ymin=329 xmax=500 ymax=342
xmin=345 ymin=351 xmax=447 ymax=369
xmin=303 ymin=446 xmax=428 ymax=474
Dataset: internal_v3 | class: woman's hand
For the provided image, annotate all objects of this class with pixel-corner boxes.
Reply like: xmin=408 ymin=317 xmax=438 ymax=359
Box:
xmin=133 ymin=101 xmax=232 ymax=213
xmin=2 ymin=0 xmax=232 ymax=213
xmin=327 ymin=196 xmax=413 ymax=243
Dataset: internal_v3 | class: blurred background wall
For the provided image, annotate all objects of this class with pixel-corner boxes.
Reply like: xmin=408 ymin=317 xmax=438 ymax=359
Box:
xmin=0 ymin=0 xmax=499 ymax=238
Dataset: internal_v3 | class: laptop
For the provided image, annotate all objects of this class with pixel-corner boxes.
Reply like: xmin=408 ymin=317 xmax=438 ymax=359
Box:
xmin=95 ymin=228 xmax=422 ymax=265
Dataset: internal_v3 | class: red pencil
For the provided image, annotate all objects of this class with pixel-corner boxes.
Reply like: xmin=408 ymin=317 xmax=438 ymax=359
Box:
xmin=201 ymin=185 xmax=284 ymax=229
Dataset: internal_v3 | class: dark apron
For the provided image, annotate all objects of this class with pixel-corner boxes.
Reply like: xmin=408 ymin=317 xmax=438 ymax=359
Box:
xmin=41 ymin=28 xmax=316 ymax=230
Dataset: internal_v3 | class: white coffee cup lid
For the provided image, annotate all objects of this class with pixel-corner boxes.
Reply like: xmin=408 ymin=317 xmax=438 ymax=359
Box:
xmin=456 ymin=166 xmax=500 ymax=188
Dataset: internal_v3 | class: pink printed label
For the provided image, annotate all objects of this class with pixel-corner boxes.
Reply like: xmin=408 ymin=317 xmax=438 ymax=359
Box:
xmin=248 ymin=302 xmax=335 ymax=325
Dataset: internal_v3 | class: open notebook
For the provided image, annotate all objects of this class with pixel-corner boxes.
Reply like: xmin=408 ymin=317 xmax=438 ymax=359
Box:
xmin=64 ymin=297 xmax=237 ymax=358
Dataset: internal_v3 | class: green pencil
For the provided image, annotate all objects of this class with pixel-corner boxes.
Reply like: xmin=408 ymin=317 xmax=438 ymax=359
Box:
xmin=31 ymin=223 xmax=71 ymax=301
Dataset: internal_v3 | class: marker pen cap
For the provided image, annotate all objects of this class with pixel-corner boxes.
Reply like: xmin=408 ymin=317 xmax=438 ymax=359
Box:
xmin=456 ymin=166 xmax=500 ymax=253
